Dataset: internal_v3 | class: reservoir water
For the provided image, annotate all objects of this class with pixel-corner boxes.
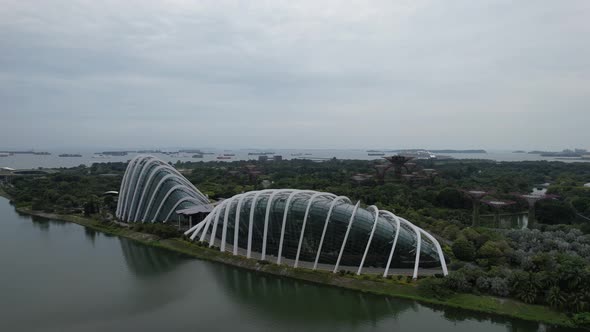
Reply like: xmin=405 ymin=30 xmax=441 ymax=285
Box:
xmin=0 ymin=197 xmax=581 ymax=332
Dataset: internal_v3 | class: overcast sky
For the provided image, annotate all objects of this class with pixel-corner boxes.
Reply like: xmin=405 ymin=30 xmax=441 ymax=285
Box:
xmin=1 ymin=1 xmax=588 ymax=150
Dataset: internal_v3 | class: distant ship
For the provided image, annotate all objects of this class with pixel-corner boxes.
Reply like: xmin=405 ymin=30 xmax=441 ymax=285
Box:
xmin=223 ymin=153 xmax=235 ymax=156
xmin=291 ymin=153 xmax=303 ymax=156
xmin=399 ymin=150 xmax=436 ymax=159
xmin=192 ymin=154 xmax=204 ymax=158
xmin=98 ymin=151 xmax=127 ymax=156
xmin=59 ymin=154 xmax=82 ymax=157
xmin=248 ymin=152 xmax=275 ymax=156
xmin=216 ymin=155 xmax=231 ymax=160
xmin=92 ymin=154 xmax=109 ymax=159
xmin=368 ymin=152 xmax=385 ymax=156
xmin=0 ymin=153 xmax=10 ymax=157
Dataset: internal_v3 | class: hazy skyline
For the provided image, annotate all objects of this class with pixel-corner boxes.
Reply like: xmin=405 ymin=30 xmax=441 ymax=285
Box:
xmin=1 ymin=1 xmax=589 ymax=150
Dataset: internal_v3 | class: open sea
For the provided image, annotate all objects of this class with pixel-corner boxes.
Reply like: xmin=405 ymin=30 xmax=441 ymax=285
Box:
xmin=0 ymin=149 xmax=588 ymax=170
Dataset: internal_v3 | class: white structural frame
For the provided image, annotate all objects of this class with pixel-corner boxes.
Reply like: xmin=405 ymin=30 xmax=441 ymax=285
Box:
xmin=208 ymin=202 xmax=224 ymax=247
xmin=151 ymin=185 xmax=199 ymax=222
xmin=177 ymin=187 xmax=449 ymax=278
xmin=248 ymin=190 xmax=274 ymax=258
xmin=380 ymin=210 xmax=402 ymax=278
xmin=124 ymin=156 xmax=158 ymax=220
xmin=333 ymin=201 xmax=361 ymax=273
xmin=117 ymin=155 xmax=209 ymax=223
xmin=313 ymin=196 xmax=352 ymax=270
xmin=130 ymin=163 xmax=170 ymax=221
xmin=261 ymin=189 xmax=295 ymax=260
xmin=233 ymin=192 xmax=256 ymax=255
xmin=357 ymin=205 xmax=380 ymax=275
xmin=127 ymin=158 xmax=163 ymax=221
xmin=293 ymin=192 xmax=336 ymax=268
xmin=117 ymin=156 xmax=144 ymax=218
xmin=220 ymin=195 xmax=243 ymax=252
xmin=277 ymin=190 xmax=316 ymax=264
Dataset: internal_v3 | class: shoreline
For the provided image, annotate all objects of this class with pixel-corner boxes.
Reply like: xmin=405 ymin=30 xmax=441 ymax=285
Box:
xmin=0 ymin=204 xmax=578 ymax=327
xmin=0 ymin=192 xmax=577 ymax=328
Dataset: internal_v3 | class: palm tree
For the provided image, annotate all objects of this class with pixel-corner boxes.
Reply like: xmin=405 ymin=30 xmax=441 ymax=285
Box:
xmin=546 ymin=286 xmax=565 ymax=309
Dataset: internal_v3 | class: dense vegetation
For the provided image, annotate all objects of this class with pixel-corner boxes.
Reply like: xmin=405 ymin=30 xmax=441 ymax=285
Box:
xmin=3 ymin=158 xmax=590 ymax=321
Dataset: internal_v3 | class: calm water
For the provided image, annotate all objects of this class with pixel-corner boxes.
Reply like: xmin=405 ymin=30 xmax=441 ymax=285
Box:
xmin=0 ymin=197 xmax=581 ymax=332
xmin=1 ymin=149 xmax=588 ymax=169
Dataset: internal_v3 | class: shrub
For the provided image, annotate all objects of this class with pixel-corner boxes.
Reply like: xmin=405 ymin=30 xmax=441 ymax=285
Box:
xmin=418 ymin=277 xmax=454 ymax=299
xmin=445 ymin=271 xmax=472 ymax=292
xmin=489 ymin=277 xmax=510 ymax=297
xmin=572 ymin=312 xmax=590 ymax=327
xmin=452 ymin=237 xmax=476 ymax=261
xmin=442 ymin=225 xmax=460 ymax=241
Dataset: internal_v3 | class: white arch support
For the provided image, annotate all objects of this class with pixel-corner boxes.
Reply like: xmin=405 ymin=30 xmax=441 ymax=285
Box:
xmin=209 ymin=201 xmax=227 ymax=247
xmin=122 ymin=155 xmax=152 ymax=220
xmin=294 ymin=192 xmax=335 ymax=268
xmin=116 ymin=158 xmax=136 ymax=217
xmin=234 ymin=192 xmax=256 ymax=256
xmin=247 ymin=190 xmax=273 ymax=258
xmin=333 ymin=201 xmax=361 ymax=273
xmin=357 ymin=206 xmax=380 ymax=275
xmin=379 ymin=210 xmax=401 ymax=278
xmin=277 ymin=190 xmax=316 ymax=264
xmin=262 ymin=189 xmax=294 ymax=261
xmin=184 ymin=218 xmax=203 ymax=236
xmin=151 ymin=185 xmax=199 ymax=222
xmin=221 ymin=195 xmax=242 ymax=252
xmin=416 ymin=226 xmax=448 ymax=276
xmin=127 ymin=158 xmax=162 ymax=221
xmin=140 ymin=174 xmax=177 ymax=222
xmin=125 ymin=156 xmax=159 ymax=221
xmin=118 ymin=155 xmax=143 ymax=218
xmin=130 ymin=163 xmax=168 ymax=221
xmin=199 ymin=209 xmax=216 ymax=242
xmin=187 ymin=220 xmax=206 ymax=240
xmin=313 ymin=196 xmax=351 ymax=270
xmin=399 ymin=217 xmax=422 ymax=279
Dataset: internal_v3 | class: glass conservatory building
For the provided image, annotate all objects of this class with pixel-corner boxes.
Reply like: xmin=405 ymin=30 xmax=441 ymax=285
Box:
xmin=118 ymin=155 xmax=448 ymax=278
xmin=116 ymin=155 xmax=209 ymax=223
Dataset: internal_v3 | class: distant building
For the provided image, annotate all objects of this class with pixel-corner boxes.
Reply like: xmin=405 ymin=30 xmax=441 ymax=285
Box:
xmin=273 ymin=155 xmax=283 ymax=161
xmin=258 ymin=155 xmax=268 ymax=162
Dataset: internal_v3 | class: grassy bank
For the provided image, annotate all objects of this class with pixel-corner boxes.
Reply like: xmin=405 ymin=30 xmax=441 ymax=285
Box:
xmin=0 ymin=192 xmax=577 ymax=328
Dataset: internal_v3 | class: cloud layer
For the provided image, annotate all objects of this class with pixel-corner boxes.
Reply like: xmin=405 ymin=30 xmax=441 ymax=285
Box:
xmin=1 ymin=0 xmax=588 ymax=149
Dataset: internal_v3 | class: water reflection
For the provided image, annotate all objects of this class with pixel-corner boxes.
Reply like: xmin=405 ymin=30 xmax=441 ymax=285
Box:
xmin=1 ymin=196 xmax=581 ymax=332
xmin=118 ymin=237 xmax=188 ymax=277
xmin=210 ymin=263 xmax=413 ymax=325
xmin=206 ymin=263 xmax=576 ymax=332
xmin=84 ymin=227 xmax=97 ymax=245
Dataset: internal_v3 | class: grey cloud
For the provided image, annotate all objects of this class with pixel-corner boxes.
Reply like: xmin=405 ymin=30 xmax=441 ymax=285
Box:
xmin=0 ymin=0 xmax=588 ymax=150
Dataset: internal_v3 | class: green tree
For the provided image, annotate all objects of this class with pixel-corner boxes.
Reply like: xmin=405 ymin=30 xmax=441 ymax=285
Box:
xmin=452 ymin=237 xmax=476 ymax=261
